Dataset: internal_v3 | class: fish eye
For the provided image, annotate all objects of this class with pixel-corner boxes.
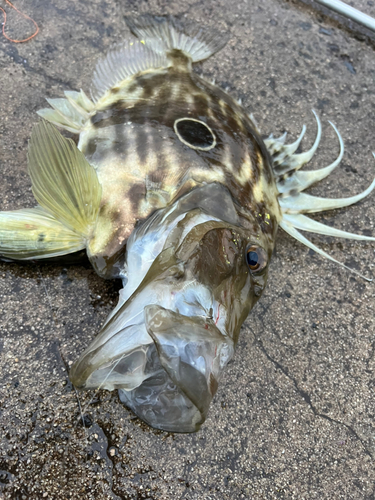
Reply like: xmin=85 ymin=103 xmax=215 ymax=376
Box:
xmin=174 ymin=118 xmax=216 ymax=151
xmin=246 ymin=245 xmax=268 ymax=273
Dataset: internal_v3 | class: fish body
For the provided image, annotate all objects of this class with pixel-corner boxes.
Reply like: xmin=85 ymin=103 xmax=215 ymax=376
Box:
xmin=0 ymin=16 xmax=374 ymax=432
xmin=74 ymin=45 xmax=280 ymax=277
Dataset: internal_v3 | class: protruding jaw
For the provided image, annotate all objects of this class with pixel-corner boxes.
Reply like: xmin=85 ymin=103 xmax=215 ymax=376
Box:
xmin=70 ymin=185 xmax=272 ymax=432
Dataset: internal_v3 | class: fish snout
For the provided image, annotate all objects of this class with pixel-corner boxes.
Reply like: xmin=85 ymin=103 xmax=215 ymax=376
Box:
xmin=69 ymin=298 xmax=234 ymax=432
xmin=119 ymin=305 xmax=234 ymax=432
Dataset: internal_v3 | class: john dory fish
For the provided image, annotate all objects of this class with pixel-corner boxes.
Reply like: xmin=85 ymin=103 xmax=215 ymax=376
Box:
xmin=1 ymin=16 xmax=374 ymax=432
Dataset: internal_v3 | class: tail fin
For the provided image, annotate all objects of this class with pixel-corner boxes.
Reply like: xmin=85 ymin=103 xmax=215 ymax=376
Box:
xmin=125 ymin=15 xmax=229 ymax=63
xmin=0 ymin=207 xmax=85 ymax=260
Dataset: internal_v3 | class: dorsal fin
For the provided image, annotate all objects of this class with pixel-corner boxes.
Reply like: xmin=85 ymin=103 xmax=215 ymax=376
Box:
xmin=91 ymin=39 xmax=168 ymax=102
xmin=265 ymin=111 xmax=375 ymax=281
xmin=125 ymin=15 xmax=229 ymax=63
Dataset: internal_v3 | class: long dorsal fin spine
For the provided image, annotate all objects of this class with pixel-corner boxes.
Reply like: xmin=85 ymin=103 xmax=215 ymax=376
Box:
xmin=263 ymin=110 xmax=375 ymax=280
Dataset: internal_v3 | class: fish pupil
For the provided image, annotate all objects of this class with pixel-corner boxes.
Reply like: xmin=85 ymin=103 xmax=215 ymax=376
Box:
xmin=247 ymin=251 xmax=259 ymax=268
xmin=175 ymin=118 xmax=215 ymax=149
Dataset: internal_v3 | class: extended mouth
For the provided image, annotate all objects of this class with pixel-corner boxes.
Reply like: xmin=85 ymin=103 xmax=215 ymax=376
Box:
xmin=70 ymin=304 xmax=234 ymax=432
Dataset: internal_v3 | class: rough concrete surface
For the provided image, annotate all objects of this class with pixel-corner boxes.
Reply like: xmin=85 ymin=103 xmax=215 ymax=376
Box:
xmin=1 ymin=0 xmax=375 ymax=498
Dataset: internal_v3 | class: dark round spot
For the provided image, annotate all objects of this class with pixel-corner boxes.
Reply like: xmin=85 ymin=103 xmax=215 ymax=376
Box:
xmin=174 ymin=118 xmax=216 ymax=151
xmin=245 ymin=245 xmax=268 ymax=273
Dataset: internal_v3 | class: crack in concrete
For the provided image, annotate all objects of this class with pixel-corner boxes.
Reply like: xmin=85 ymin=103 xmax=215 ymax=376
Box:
xmin=96 ymin=420 xmax=126 ymax=500
xmin=366 ymin=340 xmax=375 ymax=371
xmin=253 ymin=332 xmax=374 ymax=460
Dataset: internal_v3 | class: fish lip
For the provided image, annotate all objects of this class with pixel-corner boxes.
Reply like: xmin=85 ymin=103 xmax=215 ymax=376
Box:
xmin=69 ymin=302 xmax=235 ymax=432
xmin=68 ymin=323 xmax=153 ymax=391
xmin=135 ymin=304 xmax=233 ymax=432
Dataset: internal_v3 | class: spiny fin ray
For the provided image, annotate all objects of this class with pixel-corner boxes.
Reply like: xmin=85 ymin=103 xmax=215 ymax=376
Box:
xmin=265 ymin=111 xmax=375 ymax=280
xmin=274 ymin=111 xmax=322 ymax=175
xmin=264 ymin=131 xmax=288 ymax=154
xmin=279 ymin=178 xmax=375 ymax=214
xmin=283 ymin=213 xmax=375 ymax=241
xmin=277 ymin=123 xmax=344 ymax=195
xmin=280 ymin=220 xmax=373 ymax=282
xmin=125 ymin=15 xmax=229 ymax=63
xmin=271 ymin=126 xmax=306 ymax=165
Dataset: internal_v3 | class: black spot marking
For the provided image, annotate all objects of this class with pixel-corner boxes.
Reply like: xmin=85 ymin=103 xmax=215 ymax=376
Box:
xmin=38 ymin=233 xmax=45 ymax=242
xmin=174 ymin=118 xmax=215 ymax=150
xmin=85 ymin=138 xmax=97 ymax=158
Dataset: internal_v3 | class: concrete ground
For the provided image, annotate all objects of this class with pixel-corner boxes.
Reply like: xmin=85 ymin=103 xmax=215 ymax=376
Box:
xmin=1 ymin=0 xmax=375 ymax=498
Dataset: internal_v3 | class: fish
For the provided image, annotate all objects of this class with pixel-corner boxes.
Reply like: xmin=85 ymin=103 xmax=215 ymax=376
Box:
xmin=0 ymin=15 xmax=374 ymax=433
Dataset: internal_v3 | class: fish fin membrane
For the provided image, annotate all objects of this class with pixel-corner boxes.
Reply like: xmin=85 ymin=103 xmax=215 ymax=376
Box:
xmin=90 ymin=39 xmax=169 ymax=102
xmin=125 ymin=15 xmax=229 ymax=63
xmin=28 ymin=120 xmax=102 ymax=238
xmin=37 ymin=90 xmax=94 ymax=133
xmin=0 ymin=206 xmax=85 ymax=260
xmin=264 ymin=110 xmax=375 ymax=279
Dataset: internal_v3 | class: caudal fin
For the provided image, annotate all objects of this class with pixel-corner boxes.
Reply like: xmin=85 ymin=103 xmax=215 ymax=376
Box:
xmin=0 ymin=207 xmax=85 ymax=260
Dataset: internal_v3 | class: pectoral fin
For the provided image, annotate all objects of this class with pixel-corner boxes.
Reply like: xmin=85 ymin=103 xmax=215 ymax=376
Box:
xmin=28 ymin=120 xmax=102 ymax=238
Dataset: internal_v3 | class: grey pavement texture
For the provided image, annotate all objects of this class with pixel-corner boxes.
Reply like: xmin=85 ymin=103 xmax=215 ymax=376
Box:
xmin=1 ymin=0 xmax=375 ymax=498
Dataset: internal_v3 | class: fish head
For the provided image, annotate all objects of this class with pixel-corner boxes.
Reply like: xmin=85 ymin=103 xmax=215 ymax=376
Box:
xmin=70 ymin=185 xmax=273 ymax=432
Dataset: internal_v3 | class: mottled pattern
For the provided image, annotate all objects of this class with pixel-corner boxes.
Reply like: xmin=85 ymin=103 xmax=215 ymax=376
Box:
xmin=78 ymin=49 xmax=281 ymax=265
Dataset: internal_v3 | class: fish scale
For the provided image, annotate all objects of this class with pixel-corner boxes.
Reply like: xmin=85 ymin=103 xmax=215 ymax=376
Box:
xmin=0 ymin=15 xmax=374 ymax=432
